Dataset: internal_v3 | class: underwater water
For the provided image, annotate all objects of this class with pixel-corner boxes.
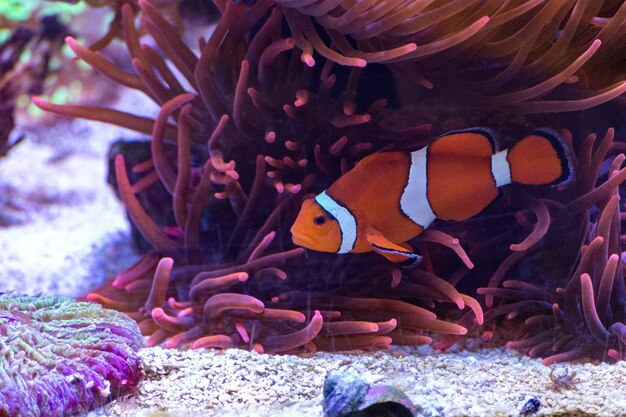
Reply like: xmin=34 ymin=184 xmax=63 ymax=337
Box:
xmin=2 ymin=1 xmax=626 ymax=416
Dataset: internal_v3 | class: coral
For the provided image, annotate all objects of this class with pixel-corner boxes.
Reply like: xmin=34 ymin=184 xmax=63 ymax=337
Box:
xmin=35 ymin=0 xmax=482 ymax=353
xmin=0 ymin=15 xmax=70 ymax=157
xmin=0 ymin=292 xmax=144 ymax=417
xmin=0 ymin=0 xmax=207 ymax=156
xmin=274 ymin=0 xmax=626 ymax=113
xmin=0 ymin=1 xmax=84 ymax=25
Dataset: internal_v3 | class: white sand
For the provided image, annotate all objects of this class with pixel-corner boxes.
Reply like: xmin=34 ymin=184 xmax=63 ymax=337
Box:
xmin=0 ymin=88 xmax=154 ymax=296
xmin=92 ymin=346 xmax=626 ymax=417
xmin=2 ymin=89 xmax=626 ymax=417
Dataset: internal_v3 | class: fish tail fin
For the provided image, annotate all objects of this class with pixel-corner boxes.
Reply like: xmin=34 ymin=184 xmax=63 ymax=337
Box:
xmin=508 ymin=129 xmax=574 ymax=186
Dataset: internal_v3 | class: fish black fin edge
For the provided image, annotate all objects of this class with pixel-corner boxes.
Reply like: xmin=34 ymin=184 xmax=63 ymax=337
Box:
xmin=436 ymin=127 xmax=498 ymax=153
xmin=370 ymin=242 xmax=422 ymax=264
xmin=532 ymin=128 xmax=575 ymax=186
xmin=398 ymin=253 xmax=423 ymax=266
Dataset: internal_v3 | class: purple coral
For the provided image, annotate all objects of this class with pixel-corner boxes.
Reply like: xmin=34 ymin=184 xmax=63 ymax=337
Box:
xmin=0 ymin=292 xmax=144 ymax=417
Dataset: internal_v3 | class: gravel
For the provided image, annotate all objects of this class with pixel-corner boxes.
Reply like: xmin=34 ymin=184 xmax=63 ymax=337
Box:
xmin=90 ymin=345 xmax=626 ymax=417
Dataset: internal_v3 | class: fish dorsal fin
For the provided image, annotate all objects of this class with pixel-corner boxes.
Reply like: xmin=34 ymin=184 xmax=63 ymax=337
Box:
xmin=430 ymin=128 xmax=497 ymax=157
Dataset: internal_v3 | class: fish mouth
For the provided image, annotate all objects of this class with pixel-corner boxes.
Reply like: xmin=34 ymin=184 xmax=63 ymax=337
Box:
xmin=291 ymin=232 xmax=315 ymax=248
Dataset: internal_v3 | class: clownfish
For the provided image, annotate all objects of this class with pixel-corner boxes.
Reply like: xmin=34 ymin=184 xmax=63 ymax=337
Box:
xmin=290 ymin=128 xmax=573 ymax=264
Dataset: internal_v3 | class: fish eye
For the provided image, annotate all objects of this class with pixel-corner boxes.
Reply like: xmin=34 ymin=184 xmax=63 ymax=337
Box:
xmin=313 ymin=215 xmax=327 ymax=226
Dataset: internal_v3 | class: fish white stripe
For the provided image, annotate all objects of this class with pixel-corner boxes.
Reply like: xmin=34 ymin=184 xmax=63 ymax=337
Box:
xmin=315 ymin=191 xmax=357 ymax=254
xmin=400 ymin=147 xmax=437 ymax=228
xmin=491 ymin=150 xmax=512 ymax=187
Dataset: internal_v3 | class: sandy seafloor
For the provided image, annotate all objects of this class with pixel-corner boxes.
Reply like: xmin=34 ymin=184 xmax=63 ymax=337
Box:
xmin=2 ymin=88 xmax=626 ymax=417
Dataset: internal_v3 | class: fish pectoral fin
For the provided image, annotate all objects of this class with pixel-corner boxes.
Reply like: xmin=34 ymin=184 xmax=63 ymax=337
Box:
xmin=366 ymin=229 xmax=422 ymax=265
xmin=398 ymin=242 xmax=413 ymax=252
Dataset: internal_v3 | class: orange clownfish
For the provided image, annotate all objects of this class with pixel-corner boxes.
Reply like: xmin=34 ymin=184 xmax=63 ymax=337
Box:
xmin=291 ymin=128 xmax=573 ymax=264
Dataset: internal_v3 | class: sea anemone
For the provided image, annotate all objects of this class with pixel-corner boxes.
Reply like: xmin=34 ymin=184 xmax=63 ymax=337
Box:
xmin=477 ymin=128 xmax=626 ymax=364
xmin=274 ymin=0 xmax=626 ymax=113
xmin=33 ymin=0 xmax=626 ymax=364
xmin=0 ymin=292 xmax=144 ymax=417
xmin=34 ymin=0 xmax=482 ymax=353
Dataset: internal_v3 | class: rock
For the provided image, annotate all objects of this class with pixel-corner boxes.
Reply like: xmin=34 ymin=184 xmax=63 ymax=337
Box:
xmin=322 ymin=371 xmax=416 ymax=417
